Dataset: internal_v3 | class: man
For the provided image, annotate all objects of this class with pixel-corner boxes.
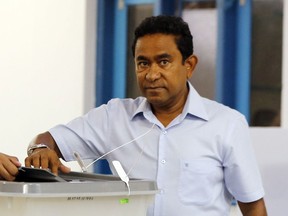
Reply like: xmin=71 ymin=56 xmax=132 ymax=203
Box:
xmin=0 ymin=153 xmax=21 ymax=181
xmin=25 ymin=16 xmax=267 ymax=215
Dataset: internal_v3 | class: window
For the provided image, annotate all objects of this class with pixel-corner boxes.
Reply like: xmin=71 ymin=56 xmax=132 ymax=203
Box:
xmin=250 ymin=0 xmax=283 ymax=126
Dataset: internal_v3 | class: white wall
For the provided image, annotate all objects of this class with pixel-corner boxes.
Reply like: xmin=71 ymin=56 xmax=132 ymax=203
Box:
xmin=250 ymin=128 xmax=288 ymax=216
xmin=0 ymin=0 xmax=96 ymax=171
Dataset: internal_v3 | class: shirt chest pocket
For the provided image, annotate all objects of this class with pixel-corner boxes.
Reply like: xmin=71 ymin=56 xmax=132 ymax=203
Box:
xmin=178 ymin=159 xmax=223 ymax=206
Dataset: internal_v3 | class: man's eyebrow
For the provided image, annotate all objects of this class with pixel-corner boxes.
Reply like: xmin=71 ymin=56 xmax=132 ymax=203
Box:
xmin=156 ymin=53 xmax=172 ymax=59
xmin=136 ymin=55 xmax=148 ymax=61
xmin=136 ymin=53 xmax=172 ymax=61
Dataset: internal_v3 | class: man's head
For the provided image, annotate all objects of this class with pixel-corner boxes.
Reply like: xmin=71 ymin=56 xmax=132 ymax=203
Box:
xmin=132 ymin=15 xmax=193 ymax=63
xmin=133 ymin=15 xmax=198 ymax=113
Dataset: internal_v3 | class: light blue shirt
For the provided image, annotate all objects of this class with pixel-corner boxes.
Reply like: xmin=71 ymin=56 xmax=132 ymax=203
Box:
xmin=50 ymin=82 xmax=264 ymax=216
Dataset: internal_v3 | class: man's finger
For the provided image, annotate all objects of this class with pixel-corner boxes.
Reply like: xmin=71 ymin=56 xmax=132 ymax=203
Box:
xmin=59 ymin=164 xmax=71 ymax=174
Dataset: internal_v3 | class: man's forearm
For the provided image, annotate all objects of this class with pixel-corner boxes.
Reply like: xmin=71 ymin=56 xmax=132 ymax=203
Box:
xmin=238 ymin=198 xmax=267 ymax=216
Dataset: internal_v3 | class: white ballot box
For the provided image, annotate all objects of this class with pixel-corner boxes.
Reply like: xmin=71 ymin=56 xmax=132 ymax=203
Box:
xmin=0 ymin=171 xmax=158 ymax=216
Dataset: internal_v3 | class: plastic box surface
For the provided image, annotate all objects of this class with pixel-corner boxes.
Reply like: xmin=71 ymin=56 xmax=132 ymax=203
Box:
xmin=0 ymin=179 xmax=158 ymax=216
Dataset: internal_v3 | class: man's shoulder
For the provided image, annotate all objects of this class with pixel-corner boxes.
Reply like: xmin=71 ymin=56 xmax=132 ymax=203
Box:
xmin=105 ymin=97 xmax=147 ymax=114
xmin=107 ymin=97 xmax=146 ymax=106
xmin=201 ymin=97 xmax=246 ymax=121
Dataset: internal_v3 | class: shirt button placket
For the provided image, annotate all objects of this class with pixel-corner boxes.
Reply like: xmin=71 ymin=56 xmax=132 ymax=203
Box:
xmin=161 ymin=130 xmax=167 ymax=165
xmin=157 ymin=129 xmax=168 ymax=191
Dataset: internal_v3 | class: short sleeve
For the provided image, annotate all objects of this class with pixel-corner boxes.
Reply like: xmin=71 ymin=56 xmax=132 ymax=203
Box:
xmin=223 ymin=116 xmax=265 ymax=202
xmin=49 ymin=104 xmax=109 ymax=161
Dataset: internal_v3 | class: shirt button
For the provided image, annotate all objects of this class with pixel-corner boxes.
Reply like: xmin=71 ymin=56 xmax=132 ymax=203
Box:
xmin=161 ymin=159 xmax=166 ymax=164
xmin=163 ymin=130 xmax=167 ymax=135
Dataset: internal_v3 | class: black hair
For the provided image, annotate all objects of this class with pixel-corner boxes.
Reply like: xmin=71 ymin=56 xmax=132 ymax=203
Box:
xmin=132 ymin=15 xmax=193 ymax=62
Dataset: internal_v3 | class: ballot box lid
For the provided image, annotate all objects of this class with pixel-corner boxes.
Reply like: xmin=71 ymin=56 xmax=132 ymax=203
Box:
xmin=0 ymin=171 xmax=158 ymax=198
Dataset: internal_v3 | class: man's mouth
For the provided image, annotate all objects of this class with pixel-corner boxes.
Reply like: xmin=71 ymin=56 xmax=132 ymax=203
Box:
xmin=145 ymin=85 xmax=164 ymax=90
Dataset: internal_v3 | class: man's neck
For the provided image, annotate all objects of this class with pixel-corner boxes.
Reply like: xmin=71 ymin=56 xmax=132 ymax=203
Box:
xmin=152 ymin=96 xmax=187 ymax=127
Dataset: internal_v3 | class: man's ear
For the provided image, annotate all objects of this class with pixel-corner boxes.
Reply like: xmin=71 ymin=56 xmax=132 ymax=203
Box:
xmin=185 ymin=55 xmax=198 ymax=79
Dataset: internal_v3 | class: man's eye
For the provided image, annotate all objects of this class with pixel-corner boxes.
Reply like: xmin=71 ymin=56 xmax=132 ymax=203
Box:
xmin=138 ymin=62 xmax=148 ymax=67
xmin=160 ymin=60 xmax=169 ymax=66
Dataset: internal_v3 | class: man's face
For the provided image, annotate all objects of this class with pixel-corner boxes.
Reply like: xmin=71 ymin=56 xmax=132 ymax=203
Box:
xmin=134 ymin=33 xmax=197 ymax=109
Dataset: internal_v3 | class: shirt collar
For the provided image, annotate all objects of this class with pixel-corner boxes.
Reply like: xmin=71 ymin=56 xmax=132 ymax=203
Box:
xmin=184 ymin=82 xmax=209 ymax=121
xmin=131 ymin=97 xmax=151 ymax=120
xmin=131 ymin=82 xmax=209 ymax=121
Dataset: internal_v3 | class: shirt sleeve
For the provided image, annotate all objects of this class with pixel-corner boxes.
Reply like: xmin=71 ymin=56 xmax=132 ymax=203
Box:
xmin=49 ymin=104 xmax=110 ymax=161
xmin=223 ymin=116 xmax=265 ymax=202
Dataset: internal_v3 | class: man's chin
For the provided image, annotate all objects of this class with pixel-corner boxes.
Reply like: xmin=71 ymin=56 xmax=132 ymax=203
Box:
xmin=146 ymin=97 xmax=164 ymax=106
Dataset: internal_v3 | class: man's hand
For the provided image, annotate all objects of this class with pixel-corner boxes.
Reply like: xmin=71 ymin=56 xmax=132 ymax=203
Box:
xmin=25 ymin=131 xmax=71 ymax=175
xmin=25 ymin=148 xmax=70 ymax=175
xmin=0 ymin=153 xmax=21 ymax=181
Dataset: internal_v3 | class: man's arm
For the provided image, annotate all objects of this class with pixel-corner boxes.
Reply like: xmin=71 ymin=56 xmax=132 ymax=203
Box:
xmin=238 ymin=198 xmax=267 ymax=216
xmin=25 ymin=131 xmax=70 ymax=175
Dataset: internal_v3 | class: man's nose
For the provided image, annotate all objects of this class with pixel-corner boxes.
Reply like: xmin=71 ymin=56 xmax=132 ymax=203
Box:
xmin=145 ymin=64 xmax=161 ymax=81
